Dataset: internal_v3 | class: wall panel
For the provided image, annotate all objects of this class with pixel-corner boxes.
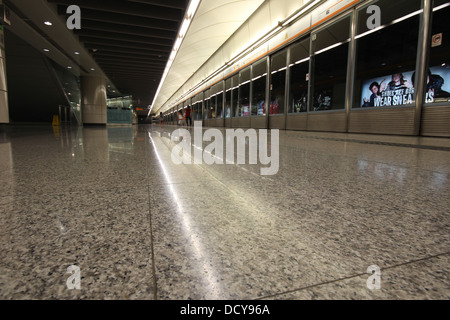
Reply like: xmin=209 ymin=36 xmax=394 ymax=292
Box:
xmin=307 ymin=112 xmax=347 ymax=132
xmin=286 ymin=114 xmax=308 ymax=130
xmin=348 ymin=108 xmax=416 ymax=135
xmin=421 ymin=107 xmax=450 ymax=137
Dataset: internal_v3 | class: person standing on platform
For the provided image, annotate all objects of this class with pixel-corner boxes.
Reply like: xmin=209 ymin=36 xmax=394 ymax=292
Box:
xmin=185 ymin=106 xmax=192 ymax=127
xmin=159 ymin=112 xmax=163 ymax=127
xmin=178 ymin=110 xmax=184 ymax=126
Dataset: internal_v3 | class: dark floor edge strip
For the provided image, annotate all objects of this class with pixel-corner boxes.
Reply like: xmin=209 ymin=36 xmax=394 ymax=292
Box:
xmin=155 ymin=127 xmax=450 ymax=152
xmin=293 ymin=135 xmax=450 ymax=152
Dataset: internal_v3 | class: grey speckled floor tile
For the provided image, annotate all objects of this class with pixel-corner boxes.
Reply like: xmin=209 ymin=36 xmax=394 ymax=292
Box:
xmin=149 ymin=182 xmax=347 ymax=300
xmin=1 ymin=125 xmax=449 ymax=300
xmin=263 ymin=254 xmax=449 ymax=300
xmin=0 ymin=188 xmax=155 ymax=300
xmin=145 ymin=126 xmax=450 ymax=300
xmin=148 ymin=177 xmax=450 ymax=300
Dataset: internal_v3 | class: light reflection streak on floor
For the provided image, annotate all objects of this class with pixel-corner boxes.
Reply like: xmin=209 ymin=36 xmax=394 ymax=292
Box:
xmin=148 ymin=131 xmax=223 ymax=298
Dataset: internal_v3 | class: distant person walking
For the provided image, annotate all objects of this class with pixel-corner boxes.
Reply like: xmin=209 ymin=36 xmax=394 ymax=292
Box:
xmin=159 ymin=112 xmax=163 ymax=127
xmin=178 ymin=110 xmax=184 ymax=126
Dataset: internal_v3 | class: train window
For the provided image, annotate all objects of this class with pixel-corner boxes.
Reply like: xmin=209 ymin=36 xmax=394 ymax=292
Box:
xmin=289 ymin=38 xmax=310 ymax=114
xmin=425 ymin=1 xmax=450 ymax=105
xmin=194 ymin=93 xmax=203 ymax=121
xmin=231 ymin=74 xmax=239 ymax=117
xmin=353 ymin=0 xmax=421 ymax=109
xmin=191 ymin=96 xmax=197 ymax=121
xmin=311 ymin=16 xmax=351 ymax=112
xmin=251 ymin=59 xmax=267 ymax=116
xmin=215 ymin=82 xmax=224 ymax=119
xmin=270 ymin=50 xmax=287 ymax=115
xmin=225 ymin=78 xmax=232 ymax=118
xmin=183 ymin=101 xmax=189 ymax=117
xmin=209 ymin=95 xmax=215 ymax=119
xmin=191 ymin=101 xmax=196 ymax=121
xmin=177 ymin=105 xmax=182 ymax=122
xmin=204 ymin=89 xmax=211 ymax=120
xmin=212 ymin=86 xmax=218 ymax=119
xmin=184 ymin=100 xmax=190 ymax=122
xmin=217 ymin=91 xmax=223 ymax=119
xmin=209 ymin=83 xmax=220 ymax=120
xmin=237 ymin=67 xmax=251 ymax=117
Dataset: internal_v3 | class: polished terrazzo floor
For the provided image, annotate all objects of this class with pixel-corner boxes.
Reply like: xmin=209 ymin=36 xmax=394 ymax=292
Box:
xmin=0 ymin=124 xmax=449 ymax=300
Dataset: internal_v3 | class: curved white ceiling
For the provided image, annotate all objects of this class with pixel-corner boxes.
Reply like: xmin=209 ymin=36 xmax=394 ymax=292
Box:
xmin=151 ymin=0 xmax=265 ymax=113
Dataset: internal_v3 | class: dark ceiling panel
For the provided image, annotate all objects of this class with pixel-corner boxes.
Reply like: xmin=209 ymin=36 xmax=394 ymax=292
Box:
xmin=79 ymin=35 xmax=173 ymax=48
xmin=74 ymin=21 xmax=177 ymax=40
xmin=95 ymin=62 xmax=165 ymax=71
xmin=93 ymin=55 xmax=168 ymax=63
xmin=48 ymin=0 xmax=185 ymax=20
xmin=72 ymin=9 xmax=180 ymax=31
xmin=47 ymin=0 xmax=188 ymax=107
xmin=96 ymin=60 xmax=166 ymax=69
xmin=127 ymin=0 xmax=187 ymax=10
xmin=84 ymin=44 xmax=169 ymax=56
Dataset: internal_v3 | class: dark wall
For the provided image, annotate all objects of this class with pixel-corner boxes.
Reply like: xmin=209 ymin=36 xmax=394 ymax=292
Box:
xmin=5 ymin=30 xmax=67 ymax=123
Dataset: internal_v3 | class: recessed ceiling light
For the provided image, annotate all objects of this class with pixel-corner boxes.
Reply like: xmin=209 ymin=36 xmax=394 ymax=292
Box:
xmin=74 ymin=51 xmax=80 ymax=55
xmin=44 ymin=21 xmax=53 ymax=26
xmin=43 ymin=49 xmax=50 ymax=52
xmin=90 ymin=68 xmax=95 ymax=71
xmin=67 ymin=66 xmax=72 ymax=69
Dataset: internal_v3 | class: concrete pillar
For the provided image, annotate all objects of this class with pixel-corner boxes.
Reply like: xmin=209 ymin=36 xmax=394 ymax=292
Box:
xmin=81 ymin=76 xmax=107 ymax=125
xmin=0 ymin=15 xmax=9 ymax=124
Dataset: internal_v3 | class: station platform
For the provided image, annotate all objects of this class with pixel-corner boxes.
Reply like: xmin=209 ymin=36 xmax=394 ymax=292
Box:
xmin=0 ymin=124 xmax=448 ymax=300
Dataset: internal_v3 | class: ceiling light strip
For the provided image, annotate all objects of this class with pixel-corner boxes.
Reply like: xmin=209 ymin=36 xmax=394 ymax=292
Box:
xmin=148 ymin=0 xmax=201 ymax=115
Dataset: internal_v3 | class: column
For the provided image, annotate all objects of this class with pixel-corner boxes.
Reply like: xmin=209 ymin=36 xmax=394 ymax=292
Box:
xmin=81 ymin=76 xmax=107 ymax=125
xmin=0 ymin=4 xmax=9 ymax=124
xmin=413 ymin=0 xmax=433 ymax=136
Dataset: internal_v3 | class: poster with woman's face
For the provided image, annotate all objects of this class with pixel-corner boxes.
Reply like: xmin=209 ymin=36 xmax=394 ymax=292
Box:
xmin=360 ymin=65 xmax=450 ymax=107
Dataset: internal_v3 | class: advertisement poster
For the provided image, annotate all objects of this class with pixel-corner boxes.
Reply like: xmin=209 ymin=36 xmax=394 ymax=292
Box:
xmin=313 ymin=88 xmax=332 ymax=111
xmin=361 ymin=71 xmax=415 ymax=107
xmin=361 ymin=66 xmax=450 ymax=107
xmin=426 ymin=65 xmax=450 ymax=103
